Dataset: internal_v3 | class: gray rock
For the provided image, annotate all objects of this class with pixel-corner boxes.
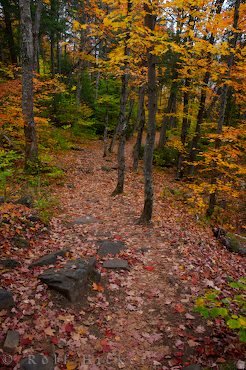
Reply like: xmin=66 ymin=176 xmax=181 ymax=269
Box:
xmin=0 ymin=196 xmax=5 ymax=204
xmin=0 ymin=289 xmax=15 ymax=310
xmin=38 ymin=258 xmax=100 ymax=302
xmin=71 ymin=216 xmax=97 ymax=225
xmin=103 ymin=259 xmax=129 ymax=270
xmin=29 ymin=249 xmax=69 ymax=268
xmin=221 ymin=233 xmax=246 ymax=256
xmin=183 ymin=366 xmax=201 ymax=370
xmin=16 ymin=195 xmax=33 ymax=208
xmin=97 ymin=240 xmax=126 ymax=257
xmin=20 ymin=354 xmax=54 ymax=370
xmin=3 ymin=330 xmax=19 ymax=353
xmin=0 ymin=259 xmax=21 ymax=269
xmin=12 ymin=236 xmax=30 ymax=249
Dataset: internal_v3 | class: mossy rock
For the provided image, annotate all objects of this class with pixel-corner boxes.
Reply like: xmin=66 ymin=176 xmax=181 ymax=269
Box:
xmin=222 ymin=233 xmax=246 ymax=256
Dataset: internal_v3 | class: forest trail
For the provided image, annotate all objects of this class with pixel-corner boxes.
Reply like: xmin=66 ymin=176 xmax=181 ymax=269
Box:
xmin=1 ymin=139 xmax=245 ymax=369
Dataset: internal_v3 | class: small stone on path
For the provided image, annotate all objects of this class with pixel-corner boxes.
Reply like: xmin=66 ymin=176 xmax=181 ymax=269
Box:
xmin=97 ymin=240 xmax=126 ymax=257
xmin=71 ymin=216 xmax=97 ymax=225
xmin=12 ymin=236 xmax=30 ymax=249
xmin=20 ymin=354 xmax=54 ymax=370
xmin=103 ymin=258 xmax=129 ymax=270
xmin=0 ymin=259 xmax=21 ymax=269
xmin=0 ymin=289 xmax=15 ymax=310
xmin=183 ymin=365 xmax=201 ymax=370
xmin=3 ymin=330 xmax=19 ymax=353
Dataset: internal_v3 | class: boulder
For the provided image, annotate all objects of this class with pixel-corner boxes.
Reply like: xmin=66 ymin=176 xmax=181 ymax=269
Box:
xmin=103 ymin=259 xmax=129 ymax=270
xmin=0 ymin=289 xmax=15 ymax=310
xmin=3 ymin=330 xmax=19 ymax=354
xmin=221 ymin=233 xmax=246 ymax=256
xmin=20 ymin=354 xmax=54 ymax=370
xmin=0 ymin=259 xmax=21 ymax=269
xmin=0 ymin=196 xmax=5 ymax=204
xmin=97 ymin=240 xmax=126 ymax=257
xmin=213 ymin=228 xmax=246 ymax=256
xmin=38 ymin=258 xmax=100 ymax=302
xmin=29 ymin=249 xmax=70 ymax=268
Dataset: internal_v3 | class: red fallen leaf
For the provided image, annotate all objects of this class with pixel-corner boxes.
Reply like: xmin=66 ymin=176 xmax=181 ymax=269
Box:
xmin=105 ymin=329 xmax=113 ymax=338
xmin=51 ymin=336 xmax=59 ymax=345
xmin=174 ymin=303 xmax=185 ymax=313
xmin=65 ymin=323 xmax=74 ymax=333
xmin=114 ymin=235 xmax=122 ymax=240
xmin=143 ymin=266 xmax=155 ymax=271
xmin=100 ymin=339 xmax=111 ymax=353
xmin=20 ymin=336 xmax=32 ymax=345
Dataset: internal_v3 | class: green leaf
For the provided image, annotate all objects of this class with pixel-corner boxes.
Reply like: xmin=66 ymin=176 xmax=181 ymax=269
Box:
xmin=239 ymin=329 xmax=246 ymax=342
xmin=227 ymin=319 xmax=241 ymax=329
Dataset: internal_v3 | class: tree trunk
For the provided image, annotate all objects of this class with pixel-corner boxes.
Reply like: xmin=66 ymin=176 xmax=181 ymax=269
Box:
xmin=112 ymin=72 xmax=128 ymax=195
xmin=133 ymin=86 xmax=145 ymax=171
xmin=33 ymin=0 xmax=43 ymax=72
xmin=1 ymin=0 xmax=18 ymax=64
xmin=176 ymin=77 xmax=190 ymax=179
xmin=139 ymin=4 xmax=157 ymax=224
xmin=19 ymin=0 xmax=38 ymax=170
xmin=207 ymin=0 xmax=240 ymax=217
xmin=159 ymin=77 xmax=178 ymax=148
xmin=112 ymin=0 xmax=132 ymax=195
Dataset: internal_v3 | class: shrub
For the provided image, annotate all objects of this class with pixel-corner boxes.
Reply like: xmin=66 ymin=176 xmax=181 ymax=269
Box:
xmin=195 ymin=277 xmax=246 ymax=343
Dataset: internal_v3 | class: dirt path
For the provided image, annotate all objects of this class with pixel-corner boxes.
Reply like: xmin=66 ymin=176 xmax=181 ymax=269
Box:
xmin=1 ymin=139 xmax=245 ymax=369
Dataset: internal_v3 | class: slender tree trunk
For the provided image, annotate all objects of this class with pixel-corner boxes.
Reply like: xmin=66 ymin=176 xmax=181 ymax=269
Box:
xmin=50 ymin=33 xmax=55 ymax=77
xmin=126 ymin=98 xmax=135 ymax=136
xmin=176 ymin=78 xmax=190 ymax=179
xmin=159 ymin=77 xmax=178 ymax=148
xmin=112 ymin=0 xmax=132 ymax=195
xmin=1 ymin=0 xmax=17 ymax=64
xmin=133 ymin=86 xmax=145 ymax=171
xmin=112 ymin=72 xmax=128 ymax=195
xmin=103 ymin=116 xmax=109 ymax=158
xmin=33 ymin=0 xmax=43 ymax=72
xmin=207 ymin=0 xmax=240 ymax=216
xmin=139 ymin=4 xmax=157 ymax=224
xmin=19 ymin=0 xmax=38 ymax=170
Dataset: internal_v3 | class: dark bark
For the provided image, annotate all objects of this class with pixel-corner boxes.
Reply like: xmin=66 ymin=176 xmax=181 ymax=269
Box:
xmin=111 ymin=73 xmax=128 ymax=195
xmin=139 ymin=4 xmax=157 ymax=224
xmin=33 ymin=0 xmax=43 ymax=72
xmin=176 ymin=77 xmax=190 ymax=179
xmin=187 ymin=71 xmax=210 ymax=176
xmin=19 ymin=0 xmax=38 ymax=170
xmin=207 ymin=0 xmax=240 ymax=217
xmin=112 ymin=0 xmax=132 ymax=196
xmin=159 ymin=77 xmax=178 ymax=148
xmin=1 ymin=0 xmax=18 ymax=64
xmin=50 ymin=33 xmax=55 ymax=77
xmin=133 ymin=86 xmax=145 ymax=171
